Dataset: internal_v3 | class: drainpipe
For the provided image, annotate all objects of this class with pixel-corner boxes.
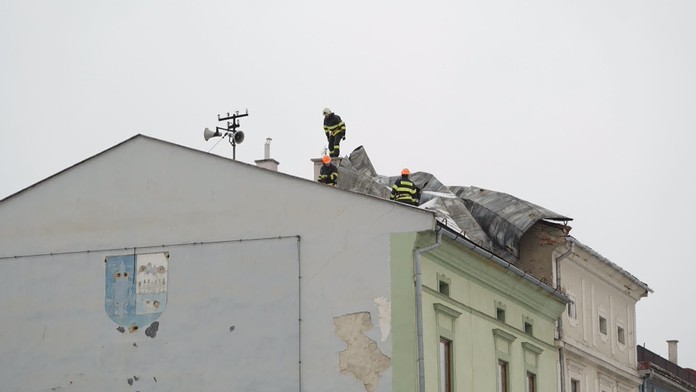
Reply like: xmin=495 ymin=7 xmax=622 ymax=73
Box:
xmin=556 ymin=237 xmax=574 ymax=392
xmin=413 ymin=230 xmax=442 ymax=392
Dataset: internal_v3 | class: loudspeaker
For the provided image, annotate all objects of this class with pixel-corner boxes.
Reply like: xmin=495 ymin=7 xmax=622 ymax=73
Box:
xmin=233 ymin=131 xmax=245 ymax=144
xmin=203 ymin=127 xmax=221 ymax=141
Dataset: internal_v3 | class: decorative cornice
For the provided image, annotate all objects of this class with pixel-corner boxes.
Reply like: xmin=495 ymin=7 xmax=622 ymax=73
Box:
xmin=493 ymin=328 xmax=517 ymax=343
xmin=434 ymin=303 xmax=462 ymax=319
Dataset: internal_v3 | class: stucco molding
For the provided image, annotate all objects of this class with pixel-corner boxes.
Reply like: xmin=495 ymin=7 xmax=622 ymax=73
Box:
xmin=427 ymin=240 xmax=565 ymax=321
xmin=493 ymin=328 xmax=517 ymax=343
xmin=522 ymin=342 xmax=543 ymax=356
xmin=423 ymin=286 xmax=557 ymax=351
xmin=433 ymin=303 xmax=462 ymax=319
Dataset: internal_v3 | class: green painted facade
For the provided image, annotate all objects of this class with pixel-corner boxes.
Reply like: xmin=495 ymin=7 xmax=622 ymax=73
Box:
xmin=392 ymin=231 xmax=567 ymax=392
xmin=390 ymin=231 xmax=420 ymax=392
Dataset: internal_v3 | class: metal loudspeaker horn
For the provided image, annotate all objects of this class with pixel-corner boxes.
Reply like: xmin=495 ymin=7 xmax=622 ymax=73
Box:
xmin=233 ymin=131 xmax=245 ymax=144
xmin=203 ymin=127 xmax=221 ymax=141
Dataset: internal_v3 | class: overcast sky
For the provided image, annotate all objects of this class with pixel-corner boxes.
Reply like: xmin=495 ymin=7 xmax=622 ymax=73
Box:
xmin=2 ymin=0 xmax=695 ymax=367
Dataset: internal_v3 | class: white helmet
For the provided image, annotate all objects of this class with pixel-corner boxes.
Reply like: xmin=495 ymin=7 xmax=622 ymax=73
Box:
xmin=322 ymin=107 xmax=332 ymax=115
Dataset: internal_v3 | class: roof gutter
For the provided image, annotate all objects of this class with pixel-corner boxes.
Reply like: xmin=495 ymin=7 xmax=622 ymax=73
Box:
xmin=437 ymin=221 xmax=569 ymax=304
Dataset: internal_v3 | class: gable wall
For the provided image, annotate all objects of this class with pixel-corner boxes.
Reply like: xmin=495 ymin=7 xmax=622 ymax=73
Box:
xmin=0 ymin=137 xmax=434 ymax=392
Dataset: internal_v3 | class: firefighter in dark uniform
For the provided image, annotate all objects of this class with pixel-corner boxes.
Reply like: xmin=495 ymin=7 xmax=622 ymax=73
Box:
xmin=318 ymin=155 xmax=338 ymax=187
xmin=322 ymin=107 xmax=346 ymax=158
xmin=390 ymin=168 xmax=420 ymax=206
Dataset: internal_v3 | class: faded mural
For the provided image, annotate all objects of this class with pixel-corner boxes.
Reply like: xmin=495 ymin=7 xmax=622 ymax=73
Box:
xmin=105 ymin=252 xmax=168 ymax=334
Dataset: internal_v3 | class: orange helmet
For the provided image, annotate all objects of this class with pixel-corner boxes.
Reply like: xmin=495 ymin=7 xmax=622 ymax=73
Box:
xmin=401 ymin=168 xmax=410 ymax=176
xmin=322 ymin=155 xmax=331 ymax=164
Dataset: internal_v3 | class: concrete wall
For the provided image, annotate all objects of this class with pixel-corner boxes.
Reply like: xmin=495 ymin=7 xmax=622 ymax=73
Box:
xmin=0 ymin=136 xmax=434 ymax=392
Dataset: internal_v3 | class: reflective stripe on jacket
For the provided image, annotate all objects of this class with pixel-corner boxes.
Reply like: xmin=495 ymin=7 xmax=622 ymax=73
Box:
xmin=323 ymin=113 xmax=347 ymax=136
xmin=390 ymin=178 xmax=419 ymax=205
xmin=318 ymin=164 xmax=338 ymax=186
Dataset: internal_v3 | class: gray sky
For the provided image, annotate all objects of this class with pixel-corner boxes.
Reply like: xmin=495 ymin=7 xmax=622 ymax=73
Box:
xmin=2 ymin=0 xmax=695 ymax=367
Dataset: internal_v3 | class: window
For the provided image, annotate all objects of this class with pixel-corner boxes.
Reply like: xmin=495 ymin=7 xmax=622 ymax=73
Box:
xmin=617 ymin=326 xmax=625 ymax=344
xmin=599 ymin=316 xmax=607 ymax=335
xmin=497 ymin=360 xmax=509 ymax=392
xmin=439 ymin=338 xmax=452 ymax=392
xmin=497 ymin=307 xmax=506 ymax=322
xmin=571 ymin=379 xmax=580 ymax=392
xmin=437 ymin=273 xmax=451 ymax=297
xmin=495 ymin=301 xmax=507 ymax=323
xmin=439 ymin=280 xmax=450 ymax=296
xmin=524 ymin=322 xmax=533 ymax=336
xmin=567 ymin=299 xmax=577 ymax=319
xmin=526 ymin=372 xmax=536 ymax=392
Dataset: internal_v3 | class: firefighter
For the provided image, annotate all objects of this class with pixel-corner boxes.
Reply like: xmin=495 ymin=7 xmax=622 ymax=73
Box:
xmin=390 ymin=168 xmax=420 ymax=206
xmin=318 ymin=155 xmax=338 ymax=187
xmin=322 ymin=107 xmax=346 ymax=158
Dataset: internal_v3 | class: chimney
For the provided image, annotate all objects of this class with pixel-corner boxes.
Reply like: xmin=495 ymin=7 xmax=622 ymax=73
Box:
xmin=667 ymin=340 xmax=679 ymax=364
xmin=255 ymin=138 xmax=279 ymax=171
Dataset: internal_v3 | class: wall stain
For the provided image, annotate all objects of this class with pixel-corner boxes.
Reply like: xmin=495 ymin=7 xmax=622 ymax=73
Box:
xmin=145 ymin=321 xmax=159 ymax=338
xmin=333 ymin=312 xmax=391 ymax=392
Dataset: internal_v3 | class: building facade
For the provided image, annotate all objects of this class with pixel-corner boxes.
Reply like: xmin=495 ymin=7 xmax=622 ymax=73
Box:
xmin=0 ymin=135 xmax=436 ymax=391
xmin=417 ymin=229 xmax=567 ymax=392
xmin=0 ymin=135 xmax=570 ymax=392
xmin=518 ymin=221 xmax=651 ymax=392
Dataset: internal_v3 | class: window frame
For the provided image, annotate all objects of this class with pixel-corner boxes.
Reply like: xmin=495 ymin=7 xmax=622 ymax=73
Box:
xmin=497 ymin=359 xmax=509 ymax=392
xmin=599 ymin=315 xmax=608 ymax=335
xmin=617 ymin=325 xmax=625 ymax=345
xmin=439 ymin=337 xmax=453 ymax=392
xmin=526 ymin=371 xmax=536 ymax=392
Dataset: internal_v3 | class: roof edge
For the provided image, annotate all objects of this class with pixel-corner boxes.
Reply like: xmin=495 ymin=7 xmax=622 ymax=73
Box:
xmin=571 ymin=237 xmax=653 ymax=295
xmin=1 ymin=134 xmax=145 ymax=203
xmin=437 ymin=220 xmax=570 ymax=304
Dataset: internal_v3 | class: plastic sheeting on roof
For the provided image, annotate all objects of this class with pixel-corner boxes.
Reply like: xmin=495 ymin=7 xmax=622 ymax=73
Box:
xmin=339 ymin=146 xmax=572 ymax=263
xmin=450 ymin=186 xmax=572 ymax=259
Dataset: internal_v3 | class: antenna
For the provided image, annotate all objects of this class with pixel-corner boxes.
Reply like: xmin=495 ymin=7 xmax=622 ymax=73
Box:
xmin=203 ymin=109 xmax=249 ymax=160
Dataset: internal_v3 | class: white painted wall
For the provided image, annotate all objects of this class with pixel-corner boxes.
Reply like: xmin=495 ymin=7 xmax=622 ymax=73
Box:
xmin=0 ymin=136 xmax=434 ymax=392
xmin=557 ymin=246 xmax=643 ymax=391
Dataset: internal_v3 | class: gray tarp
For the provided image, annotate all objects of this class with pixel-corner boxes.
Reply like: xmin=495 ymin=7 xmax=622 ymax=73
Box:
xmin=339 ymin=146 xmax=572 ymax=263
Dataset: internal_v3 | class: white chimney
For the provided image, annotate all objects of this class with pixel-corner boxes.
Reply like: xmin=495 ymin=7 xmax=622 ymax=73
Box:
xmin=255 ymin=138 xmax=279 ymax=171
xmin=264 ymin=138 xmax=271 ymax=159
xmin=667 ymin=340 xmax=679 ymax=364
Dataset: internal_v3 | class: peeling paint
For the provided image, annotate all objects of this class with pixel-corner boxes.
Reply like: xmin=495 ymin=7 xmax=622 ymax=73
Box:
xmin=333 ymin=312 xmax=391 ymax=392
xmin=373 ymin=296 xmax=391 ymax=342
xmin=145 ymin=321 xmax=159 ymax=338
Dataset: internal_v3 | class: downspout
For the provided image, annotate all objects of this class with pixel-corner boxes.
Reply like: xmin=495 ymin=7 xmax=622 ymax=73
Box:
xmin=639 ymin=368 xmax=652 ymax=392
xmin=556 ymin=237 xmax=574 ymax=392
xmin=414 ymin=229 xmax=442 ymax=392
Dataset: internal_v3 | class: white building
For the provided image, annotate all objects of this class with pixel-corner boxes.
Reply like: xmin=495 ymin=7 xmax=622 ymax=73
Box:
xmin=0 ymin=135 xmax=574 ymax=392
xmin=0 ymin=135 xmax=435 ymax=392
xmin=518 ymin=221 xmax=652 ymax=392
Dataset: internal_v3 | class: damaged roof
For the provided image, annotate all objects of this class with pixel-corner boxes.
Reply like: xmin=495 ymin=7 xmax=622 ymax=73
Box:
xmin=338 ymin=145 xmax=572 ymax=263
